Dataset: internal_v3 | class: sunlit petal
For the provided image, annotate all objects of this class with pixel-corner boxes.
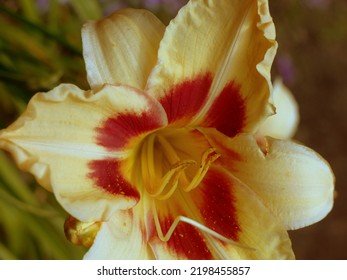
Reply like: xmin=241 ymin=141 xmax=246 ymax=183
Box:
xmin=195 ymin=166 xmax=295 ymax=259
xmin=0 ymin=84 xmax=167 ymax=221
xmin=82 ymin=9 xmax=165 ymax=89
xmin=204 ymin=130 xmax=335 ymax=230
xmin=84 ymin=210 xmax=152 ymax=259
xmin=148 ymin=166 xmax=294 ymax=259
xmin=147 ymin=0 xmax=276 ymax=135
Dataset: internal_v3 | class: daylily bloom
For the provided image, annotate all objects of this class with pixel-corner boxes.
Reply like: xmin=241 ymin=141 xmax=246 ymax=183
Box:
xmin=0 ymin=0 xmax=334 ymax=259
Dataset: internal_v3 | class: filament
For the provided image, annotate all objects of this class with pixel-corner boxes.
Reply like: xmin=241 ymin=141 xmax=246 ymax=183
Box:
xmin=147 ymin=160 xmax=195 ymax=200
xmin=183 ymin=148 xmax=220 ymax=192
xmin=151 ymin=203 xmax=254 ymax=251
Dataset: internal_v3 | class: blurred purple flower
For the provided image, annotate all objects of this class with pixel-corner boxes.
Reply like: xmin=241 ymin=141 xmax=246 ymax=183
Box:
xmin=276 ymin=53 xmax=296 ymax=85
xmin=143 ymin=0 xmax=161 ymax=8
xmin=102 ymin=2 xmax=127 ymax=16
xmin=305 ymin=0 xmax=331 ymax=9
xmin=36 ymin=0 xmax=50 ymax=13
xmin=143 ymin=0 xmax=188 ymax=13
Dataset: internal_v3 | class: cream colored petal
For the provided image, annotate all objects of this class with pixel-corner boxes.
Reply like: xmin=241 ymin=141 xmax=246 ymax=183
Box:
xmin=82 ymin=8 xmax=165 ymax=89
xmin=204 ymin=130 xmax=335 ymax=230
xmin=198 ymin=167 xmax=294 ymax=259
xmin=148 ymin=166 xmax=294 ymax=260
xmin=0 ymin=84 xmax=167 ymax=222
xmin=147 ymin=0 xmax=277 ymax=134
xmin=84 ymin=210 xmax=152 ymax=259
xmin=258 ymin=78 xmax=299 ymax=139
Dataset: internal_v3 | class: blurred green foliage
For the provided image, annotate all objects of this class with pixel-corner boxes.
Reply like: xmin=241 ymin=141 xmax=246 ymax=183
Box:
xmin=0 ymin=0 xmax=102 ymax=260
xmin=0 ymin=0 xmax=91 ymax=128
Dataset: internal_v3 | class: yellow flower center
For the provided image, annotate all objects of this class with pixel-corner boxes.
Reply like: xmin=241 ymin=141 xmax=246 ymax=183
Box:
xmin=128 ymin=128 xmax=220 ymax=200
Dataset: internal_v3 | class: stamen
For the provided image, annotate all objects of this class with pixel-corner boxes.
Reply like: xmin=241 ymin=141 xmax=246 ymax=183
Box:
xmin=138 ymin=131 xmax=220 ymax=201
xmin=147 ymin=160 xmax=195 ymax=200
xmin=183 ymin=148 xmax=220 ymax=192
xmin=141 ymin=133 xmax=195 ymax=200
xmin=151 ymin=203 xmax=254 ymax=251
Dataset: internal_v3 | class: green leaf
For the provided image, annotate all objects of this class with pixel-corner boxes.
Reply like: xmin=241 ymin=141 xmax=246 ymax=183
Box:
xmin=0 ymin=151 xmax=38 ymax=205
xmin=70 ymin=0 xmax=102 ymax=21
xmin=0 ymin=5 xmax=82 ymax=55
xmin=0 ymin=242 xmax=17 ymax=260
xmin=19 ymin=0 xmax=41 ymax=24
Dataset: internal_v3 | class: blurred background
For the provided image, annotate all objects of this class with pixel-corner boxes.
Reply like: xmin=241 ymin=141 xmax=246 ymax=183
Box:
xmin=0 ymin=0 xmax=345 ymax=259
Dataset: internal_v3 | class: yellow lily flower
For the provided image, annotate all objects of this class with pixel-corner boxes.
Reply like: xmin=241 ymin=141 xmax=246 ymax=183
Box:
xmin=0 ymin=0 xmax=334 ymax=259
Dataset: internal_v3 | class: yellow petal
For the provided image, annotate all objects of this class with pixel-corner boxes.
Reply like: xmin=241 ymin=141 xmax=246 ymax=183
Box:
xmin=197 ymin=167 xmax=294 ymax=259
xmin=82 ymin=9 xmax=165 ymax=89
xmin=258 ymin=78 xmax=299 ymax=139
xmin=204 ymin=130 xmax=335 ymax=230
xmin=147 ymin=0 xmax=277 ymax=134
xmin=148 ymin=166 xmax=293 ymax=259
xmin=84 ymin=210 xmax=152 ymax=259
xmin=0 ymin=84 xmax=166 ymax=222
